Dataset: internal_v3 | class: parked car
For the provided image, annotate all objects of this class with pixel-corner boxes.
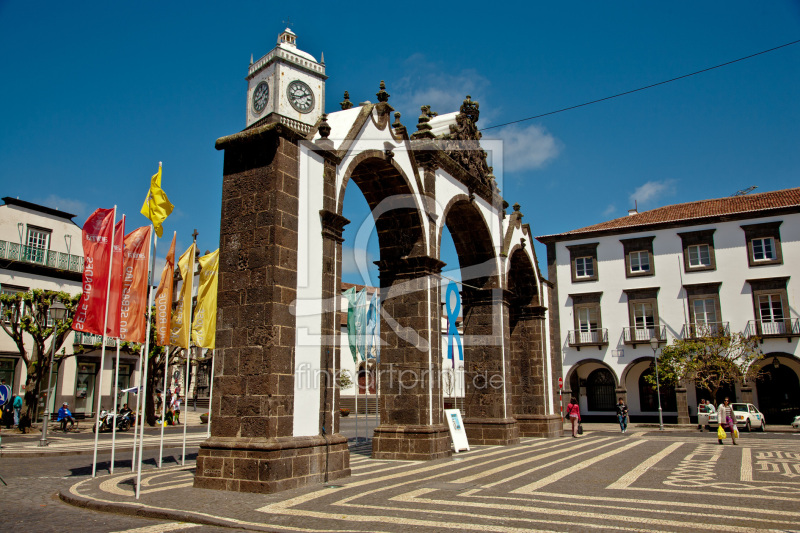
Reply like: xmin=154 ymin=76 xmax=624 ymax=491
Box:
xmin=792 ymin=416 xmax=800 ymax=430
xmin=698 ymin=406 xmax=718 ymax=428
xmin=731 ymin=403 xmax=766 ymax=432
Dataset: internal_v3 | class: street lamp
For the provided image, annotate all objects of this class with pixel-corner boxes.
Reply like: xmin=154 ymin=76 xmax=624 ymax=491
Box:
xmin=39 ymin=299 xmax=67 ymax=446
xmin=649 ymin=336 xmax=664 ymax=431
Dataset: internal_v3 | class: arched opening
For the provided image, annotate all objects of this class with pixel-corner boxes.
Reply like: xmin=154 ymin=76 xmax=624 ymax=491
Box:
xmin=586 ymin=368 xmax=616 ymax=411
xmin=639 ymin=366 xmax=677 ymax=413
xmin=756 ymin=355 xmax=800 ymax=424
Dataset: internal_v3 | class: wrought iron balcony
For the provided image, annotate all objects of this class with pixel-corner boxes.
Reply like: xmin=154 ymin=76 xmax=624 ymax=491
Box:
xmin=73 ymin=331 xmax=117 ymax=347
xmin=0 ymin=240 xmax=83 ymax=273
xmin=681 ymin=322 xmax=730 ymax=339
xmin=622 ymin=325 xmax=667 ymax=347
xmin=744 ymin=319 xmax=800 ymax=342
xmin=567 ymin=328 xmax=608 ymax=350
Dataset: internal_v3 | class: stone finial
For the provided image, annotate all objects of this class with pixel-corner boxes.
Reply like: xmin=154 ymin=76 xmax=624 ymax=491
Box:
xmin=320 ymin=51 xmax=325 ymax=65
xmin=318 ymin=113 xmax=331 ymax=139
xmin=520 ymin=237 xmax=527 ymax=249
xmin=340 ymin=91 xmax=354 ymax=110
xmin=417 ymin=106 xmax=432 ymax=130
xmin=376 ymin=80 xmax=390 ymax=103
xmin=392 ymin=112 xmax=402 ymax=129
xmin=460 ymin=95 xmax=480 ymax=123
xmin=513 ymin=203 xmax=521 ymax=213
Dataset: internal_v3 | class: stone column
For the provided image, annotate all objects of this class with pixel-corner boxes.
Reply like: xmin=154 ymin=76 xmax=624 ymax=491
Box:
xmin=461 ymin=287 xmax=519 ymax=445
xmin=194 ymin=124 xmax=350 ymax=495
xmin=510 ymin=304 xmax=562 ymax=437
xmin=676 ymin=383 xmax=690 ymax=425
xmin=740 ymin=385 xmax=753 ymax=404
xmin=372 ymin=256 xmax=451 ymax=460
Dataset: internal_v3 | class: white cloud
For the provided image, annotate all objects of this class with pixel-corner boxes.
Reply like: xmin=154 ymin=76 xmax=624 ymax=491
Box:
xmin=391 ymin=54 xmax=492 ymax=121
xmin=487 ymin=123 xmax=561 ymax=173
xmin=602 ymin=204 xmax=616 ymax=217
xmin=629 ymin=179 xmax=677 ymax=209
xmin=341 ymin=244 xmax=374 ymax=277
xmin=39 ymin=195 xmax=88 ymax=217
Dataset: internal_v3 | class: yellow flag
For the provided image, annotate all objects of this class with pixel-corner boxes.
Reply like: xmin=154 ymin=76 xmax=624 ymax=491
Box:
xmin=170 ymin=243 xmax=195 ymax=349
xmin=191 ymin=249 xmax=219 ymax=349
xmin=140 ymin=163 xmax=174 ymax=238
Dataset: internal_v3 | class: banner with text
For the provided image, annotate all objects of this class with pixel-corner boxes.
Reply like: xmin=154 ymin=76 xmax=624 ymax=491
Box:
xmin=73 ymin=207 xmax=115 ymax=335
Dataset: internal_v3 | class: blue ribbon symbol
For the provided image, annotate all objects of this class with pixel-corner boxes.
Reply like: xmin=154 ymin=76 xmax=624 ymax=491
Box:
xmin=446 ymin=281 xmax=463 ymax=368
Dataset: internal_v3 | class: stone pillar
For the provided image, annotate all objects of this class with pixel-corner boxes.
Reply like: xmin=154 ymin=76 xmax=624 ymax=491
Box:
xmin=676 ymin=384 xmax=690 ymax=425
xmin=461 ymin=287 xmax=519 ymax=445
xmin=372 ymin=256 xmax=451 ymax=461
xmin=510 ymin=304 xmax=561 ymax=437
xmin=194 ymin=124 xmax=350 ymax=495
xmin=740 ymin=385 xmax=753 ymax=404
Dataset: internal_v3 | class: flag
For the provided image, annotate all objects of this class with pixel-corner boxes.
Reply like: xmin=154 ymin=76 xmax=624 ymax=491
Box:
xmin=191 ymin=248 xmax=219 ymax=349
xmin=354 ymin=289 xmax=367 ymax=362
xmin=170 ymin=243 xmax=195 ymax=349
xmin=140 ymin=163 xmax=174 ymax=238
xmin=105 ymin=217 xmax=126 ymax=338
xmin=365 ymin=294 xmax=378 ymax=359
xmin=154 ymin=233 xmax=176 ymax=346
xmin=73 ymin=208 xmax=115 ymax=335
xmin=343 ymin=287 xmax=358 ymax=363
xmin=119 ymin=226 xmax=151 ymax=343
xmin=344 ymin=288 xmax=367 ymax=362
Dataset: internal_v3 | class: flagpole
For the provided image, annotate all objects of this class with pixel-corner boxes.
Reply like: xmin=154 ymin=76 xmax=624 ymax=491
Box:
xmin=207 ymin=350 xmax=214 ymax=439
xmin=158 ymin=345 xmax=169 ymax=468
xmin=110 ymin=341 xmax=121 ymax=473
xmin=130 ymin=340 xmax=142 ymax=471
xmin=92 ymin=205 xmax=117 ymax=478
xmin=135 ymin=229 xmax=157 ymax=497
xmin=181 ymin=238 xmax=197 ymax=465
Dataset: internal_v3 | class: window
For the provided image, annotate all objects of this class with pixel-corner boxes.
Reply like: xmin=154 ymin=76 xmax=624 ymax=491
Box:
xmin=586 ymin=368 xmax=616 ymax=411
xmin=633 ymin=302 xmax=655 ymax=330
xmin=629 ymin=251 xmax=650 ymax=273
xmin=752 ymin=238 xmax=775 ymax=262
xmin=624 ymin=287 xmax=661 ymax=343
xmin=575 ymin=257 xmax=594 ymax=278
xmin=569 ymin=292 xmax=605 ymax=346
xmin=25 ymin=226 xmax=51 ymax=264
xmin=741 ymin=222 xmax=783 ymax=267
xmin=620 ymin=236 xmax=655 ymax=278
xmin=692 ymin=299 xmax=718 ymax=325
xmin=566 ymin=242 xmax=599 ymax=283
xmin=678 ymin=229 xmax=716 ymax=272
xmin=0 ymin=285 xmax=26 ymax=323
xmin=577 ymin=306 xmax=598 ymax=332
xmin=684 ymin=282 xmax=723 ymax=337
xmin=747 ymin=277 xmax=792 ymax=337
xmin=688 ymin=244 xmax=711 ymax=267
xmin=758 ymin=294 xmax=784 ymax=323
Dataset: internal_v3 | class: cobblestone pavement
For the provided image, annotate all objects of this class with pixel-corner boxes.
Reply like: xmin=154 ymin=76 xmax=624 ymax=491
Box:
xmin=58 ymin=428 xmax=800 ymax=532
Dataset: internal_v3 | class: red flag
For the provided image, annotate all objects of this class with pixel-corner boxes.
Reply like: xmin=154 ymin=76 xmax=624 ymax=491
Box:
xmin=120 ymin=226 xmax=151 ymax=343
xmin=155 ymin=233 xmax=176 ymax=346
xmin=105 ymin=217 xmax=126 ymax=338
xmin=73 ymin=208 xmax=115 ymax=335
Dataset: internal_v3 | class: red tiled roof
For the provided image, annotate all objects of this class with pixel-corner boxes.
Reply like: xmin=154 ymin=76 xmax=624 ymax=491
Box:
xmin=537 ymin=187 xmax=800 ymax=242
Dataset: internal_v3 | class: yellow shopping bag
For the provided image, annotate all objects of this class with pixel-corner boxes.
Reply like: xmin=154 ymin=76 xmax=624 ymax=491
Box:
xmin=717 ymin=425 xmax=726 ymax=439
xmin=733 ymin=426 xmax=739 ymax=439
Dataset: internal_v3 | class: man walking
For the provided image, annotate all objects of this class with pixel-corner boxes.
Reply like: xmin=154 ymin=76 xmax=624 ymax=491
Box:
xmin=12 ymin=394 xmax=22 ymax=427
xmin=616 ymin=397 xmax=629 ymax=433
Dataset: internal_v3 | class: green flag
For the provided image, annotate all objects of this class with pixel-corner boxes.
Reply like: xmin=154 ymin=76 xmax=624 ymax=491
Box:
xmin=344 ymin=287 xmax=358 ymax=363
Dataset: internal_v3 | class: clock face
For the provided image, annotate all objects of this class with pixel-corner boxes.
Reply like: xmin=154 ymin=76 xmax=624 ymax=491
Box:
xmin=287 ymin=80 xmax=314 ymax=114
xmin=252 ymin=81 xmax=269 ymax=114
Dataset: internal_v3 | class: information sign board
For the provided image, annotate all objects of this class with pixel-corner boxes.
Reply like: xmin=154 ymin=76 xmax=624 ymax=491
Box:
xmin=444 ymin=408 xmax=469 ymax=453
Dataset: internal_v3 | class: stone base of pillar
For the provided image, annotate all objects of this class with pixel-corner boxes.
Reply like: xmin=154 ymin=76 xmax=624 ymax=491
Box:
xmin=372 ymin=424 xmax=452 ymax=460
xmin=194 ymin=434 xmax=350 ymax=494
xmin=515 ymin=414 xmax=563 ymax=438
xmin=463 ymin=417 xmax=520 ymax=445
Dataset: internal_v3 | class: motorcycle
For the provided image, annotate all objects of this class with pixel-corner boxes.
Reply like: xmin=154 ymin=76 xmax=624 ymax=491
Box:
xmin=92 ymin=408 xmax=132 ymax=433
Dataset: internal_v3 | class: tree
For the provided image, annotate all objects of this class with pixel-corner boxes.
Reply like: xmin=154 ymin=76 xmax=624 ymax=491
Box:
xmin=647 ymin=332 xmax=764 ymax=402
xmin=0 ymin=289 xmax=80 ymax=419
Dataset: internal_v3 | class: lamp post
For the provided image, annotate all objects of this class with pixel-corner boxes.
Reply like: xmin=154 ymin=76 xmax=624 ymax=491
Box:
xmin=649 ymin=336 xmax=664 ymax=431
xmin=39 ymin=299 xmax=67 ymax=446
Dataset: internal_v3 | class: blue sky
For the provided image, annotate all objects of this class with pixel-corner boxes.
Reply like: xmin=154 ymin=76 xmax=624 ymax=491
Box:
xmin=1 ymin=2 xmax=798 ymax=286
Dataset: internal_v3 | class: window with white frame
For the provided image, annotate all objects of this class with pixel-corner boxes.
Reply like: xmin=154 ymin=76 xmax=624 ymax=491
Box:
xmin=577 ymin=306 xmax=598 ymax=332
xmin=758 ymin=294 xmax=784 ymax=323
xmin=633 ymin=302 xmax=655 ymax=330
xmin=25 ymin=227 xmax=50 ymax=264
xmin=575 ymin=256 xmax=594 ymax=278
xmin=688 ymin=244 xmax=711 ymax=268
xmin=752 ymin=238 xmax=776 ymax=262
xmin=629 ymin=250 xmax=650 ymax=273
xmin=692 ymin=298 xmax=718 ymax=325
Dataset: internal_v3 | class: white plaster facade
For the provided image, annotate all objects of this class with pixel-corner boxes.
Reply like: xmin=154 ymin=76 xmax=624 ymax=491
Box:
xmin=538 ymin=189 xmax=800 ymax=424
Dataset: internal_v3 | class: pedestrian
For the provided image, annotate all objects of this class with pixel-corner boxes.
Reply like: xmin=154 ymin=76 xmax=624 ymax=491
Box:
xmin=566 ymin=396 xmax=581 ymax=437
xmin=171 ymin=394 xmax=181 ymax=425
xmin=717 ymin=397 xmax=738 ymax=445
xmin=155 ymin=391 xmax=163 ymax=413
xmin=697 ymin=399 xmax=707 ymax=430
xmin=57 ymin=402 xmax=75 ymax=432
xmin=616 ymin=397 xmax=628 ymax=433
xmin=12 ymin=394 xmax=22 ymax=427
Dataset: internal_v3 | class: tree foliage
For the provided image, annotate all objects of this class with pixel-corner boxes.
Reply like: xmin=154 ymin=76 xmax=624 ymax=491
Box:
xmin=647 ymin=332 xmax=764 ymax=401
xmin=0 ymin=289 xmax=81 ymax=417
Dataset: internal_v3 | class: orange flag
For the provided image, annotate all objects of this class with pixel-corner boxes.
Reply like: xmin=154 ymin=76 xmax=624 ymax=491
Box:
xmin=119 ymin=226 xmax=152 ymax=344
xmin=73 ymin=208 xmax=115 ymax=336
xmin=154 ymin=233 xmax=176 ymax=346
xmin=105 ymin=217 xmax=126 ymax=338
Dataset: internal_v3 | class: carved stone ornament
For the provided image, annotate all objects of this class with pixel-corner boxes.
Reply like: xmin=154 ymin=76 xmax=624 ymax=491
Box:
xmin=439 ymin=96 xmax=495 ymax=191
xmin=340 ymin=91 xmax=354 ymax=110
xmin=318 ymin=113 xmax=331 ymax=139
xmin=376 ymin=80 xmax=390 ymax=103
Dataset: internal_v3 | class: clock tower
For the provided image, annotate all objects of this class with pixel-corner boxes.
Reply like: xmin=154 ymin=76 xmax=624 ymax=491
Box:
xmin=246 ymin=28 xmax=326 ymax=133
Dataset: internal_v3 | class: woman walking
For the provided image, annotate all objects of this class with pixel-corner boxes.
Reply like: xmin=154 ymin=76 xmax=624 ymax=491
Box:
xmin=566 ymin=397 xmax=581 ymax=437
xmin=717 ymin=397 xmax=738 ymax=445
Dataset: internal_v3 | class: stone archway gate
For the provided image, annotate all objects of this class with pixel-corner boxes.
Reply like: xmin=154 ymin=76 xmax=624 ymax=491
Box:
xmin=194 ymin=87 xmax=562 ymax=495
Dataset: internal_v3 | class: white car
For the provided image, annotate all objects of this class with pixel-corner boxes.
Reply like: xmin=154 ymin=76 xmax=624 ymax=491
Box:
xmin=698 ymin=407 xmax=718 ymax=427
xmin=731 ymin=403 xmax=766 ymax=432
xmin=792 ymin=416 xmax=800 ymax=430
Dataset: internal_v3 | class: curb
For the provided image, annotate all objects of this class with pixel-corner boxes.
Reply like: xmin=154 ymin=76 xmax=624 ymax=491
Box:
xmin=58 ymin=486 xmax=281 ymax=532
xmin=0 ymin=440 xmax=206 ymax=458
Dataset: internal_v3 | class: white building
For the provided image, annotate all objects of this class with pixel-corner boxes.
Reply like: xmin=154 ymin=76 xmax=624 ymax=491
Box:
xmin=537 ymin=188 xmax=800 ymax=424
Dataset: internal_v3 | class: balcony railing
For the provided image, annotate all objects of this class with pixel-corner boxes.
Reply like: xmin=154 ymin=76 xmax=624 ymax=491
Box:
xmin=568 ymin=328 xmax=608 ymax=349
xmin=73 ymin=331 xmax=117 ymax=347
xmin=0 ymin=240 xmax=83 ymax=273
xmin=744 ymin=319 xmax=800 ymax=341
xmin=622 ymin=325 xmax=667 ymax=346
xmin=682 ymin=322 xmax=730 ymax=339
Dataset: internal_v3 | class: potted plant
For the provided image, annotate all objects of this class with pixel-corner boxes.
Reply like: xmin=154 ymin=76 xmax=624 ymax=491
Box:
xmin=339 ymin=408 xmax=350 ymax=417
xmin=199 ymin=412 xmax=209 ymax=424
